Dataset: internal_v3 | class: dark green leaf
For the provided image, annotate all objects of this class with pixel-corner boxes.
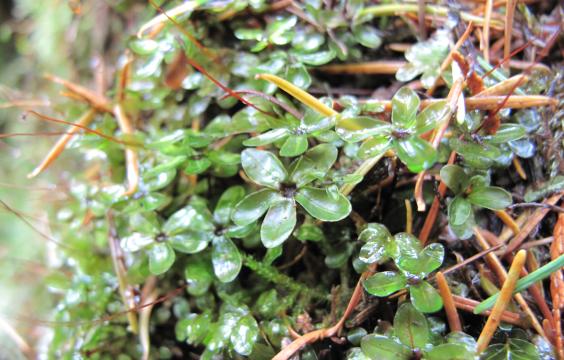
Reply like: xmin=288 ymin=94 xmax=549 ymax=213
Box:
xmin=260 ymin=199 xmax=296 ymax=248
xmin=424 ymin=343 xmax=474 ymax=360
xmin=163 ymin=203 xmax=215 ymax=235
xmin=241 ymin=149 xmax=287 ymax=189
xmin=481 ymin=338 xmax=539 ymax=360
xmin=293 ymin=47 xmax=337 ymax=66
xmin=394 ymin=302 xmax=429 ymax=348
xmin=169 ymin=231 xmax=210 ymax=254
xmin=185 ymin=259 xmax=213 ymax=296
xmin=214 ymin=186 xmax=246 ymax=225
xmin=486 ymin=124 xmax=527 ymax=144
xmin=392 ymin=87 xmax=420 ymax=129
xmin=230 ymin=315 xmax=259 ymax=356
xmin=467 ymin=186 xmax=512 ymax=210
xmin=211 ymin=235 xmax=242 ymax=282
xmin=410 ymin=281 xmax=443 ymax=313
xmin=232 ymin=189 xmax=283 ymax=226
xmin=449 ymin=138 xmax=501 ymax=170
xmin=440 ymin=165 xmax=468 ymax=194
xmin=295 ymin=186 xmax=351 ymax=221
xmin=358 ymin=223 xmax=396 ymax=263
xmin=448 ymin=196 xmax=472 ymax=226
xmin=184 ymin=157 xmax=212 ymax=175
xmin=363 ymin=271 xmax=407 ymax=296
xmin=148 ymin=242 xmax=175 ymax=275
xmin=415 ymin=100 xmax=448 ymax=135
xmin=336 ymin=116 xmax=392 ymax=143
xmin=185 ymin=313 xmax=212 ymax=345
xmin=360 ymin=334 xmax=411 ymax=360
xmin=243 ymin=128 xmax=289 ymax=147
xmin=524 ymin=175 xmax=564 ymax=202
xmin=394 ymin=137 xmax=437 ymax=173
xmin=398 ymin=243 xmax=444 ymax=276
xmin=358 ymin=135 xmax=393 ymax=159
xmin=353 ymin=25 xmax=382 ymax=48
xmin=289 ymin=143 xmax=338 ymax=187
xmin=279 ymin=135 xmax=308 ymax=157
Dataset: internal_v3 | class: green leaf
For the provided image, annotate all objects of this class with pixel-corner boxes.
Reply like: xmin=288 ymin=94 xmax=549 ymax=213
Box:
xmin=243 ymin=128 xmax=289 ymax=147
xmin=241 ymin=149 xmax=287 ymax=189
xmin=450 ymin=212 xmax=476 ymax=240
xmin=394 ymin=232 xmax=422 ymax=260
xmin=184 ymin=157 xmax=212 ymax=175
xmin=440 ymin=165 xmax=468 ymax=194
xmin=392 ymin=87 xmax=420 ymax=129
xmin=230 ymin=315 xmax=259 ymax=356
xmin=410 ymin=281 xmax=443 ymax=313
xmin=449 ymin=138 xmax=501 ymax=170
xmin=169 ymin=231 xmax=210 ymax=254
xmin=363 ymin=271 xmax=407 ymax=296
xmin=260 ymin=199 xmax=296 ymax=248
xmin=481 ymin=338 xmax=539 ymax=360
xmin=353 ymin=25 xmax=382 ymax=48
xmin=359 ymin=135 xmax=393 ymax=158
xmin=394 ymin=137 xmax=437 ymax=173
xmin=185 ymin=313 xmax=212 ymax=345
xmin=185 ymin=259 xmax=214 ymax=296
xmin=232 ymin=189 xmax=283 ymax=226
xmin=148 ymin=242 xmax=175 ymax=275
xmin=486 ymin=123 xmax=527 ymax=144
xmin=394 ymin=302 xmax=429 ymax=348
xmin=293 ymin=47 xmax=337 ymax=66
xmin=163 ymin=203 xmax=215 ymax=235
xmin=358 ymin=223 xmax=396 ymax=263
xmin=286 ymin=63 xmax=312 ymax=89
xmin=360 ymin=335 xmax=411 ymax=360
xmin=279 ymin=135 xmax=308 ymax=157
xmin=467 ymin=186 xmax=512 ymax=210
xmin=121 ymin=232 xmax=155 ymax=252
xmin=398 ymin=243 xmax=444 ymax=276
xmin=424 ymin=343 xmax=474 ymax=360
xmin=214 ymin=186 xmax=246 ymax=225
xmin=448 ymin=196 xmax=472 ymax=226
xmin=336 ymin=116 xmax=392 ymax=143
xmin=289 ymin=143 xmax=338 ymax=187
xmin=211 ymin=235 xmax=242 ymax=282
xmin=295 ymin=186 xmax=352 ymax=221
xmin=415 ymin=100 xmax=448 ymax=135
xmin=129 ymin=38 xmax=159 ymax=55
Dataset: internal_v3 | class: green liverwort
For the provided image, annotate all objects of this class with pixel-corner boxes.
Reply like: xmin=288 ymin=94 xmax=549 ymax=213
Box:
xmin=358 ymin=224 xmax=444 ymax=313
xmin=231 ymin=144 xmax=351 ymax=248
xmin=336 ymin=87 xmax=449 ymax=172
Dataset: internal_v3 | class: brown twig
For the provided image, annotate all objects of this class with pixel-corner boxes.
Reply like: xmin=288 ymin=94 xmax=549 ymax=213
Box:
xmin=452 ymin=295 xmax=524 ymax=326
xmin=436 ymin=272 xmax=462 ymax=332
xmin=550 ymin=214 xmax=564 ymax=359
xmin=44 ymin=74 xmax=112 ymax=112
xmin=477 ymin=250 xmax=527 ymax=352
xmin=318 ymin=61 xmax=406 ymax=75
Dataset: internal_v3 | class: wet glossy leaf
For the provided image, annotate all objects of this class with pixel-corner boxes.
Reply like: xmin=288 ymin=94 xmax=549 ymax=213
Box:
xmin=440 ymin=165 xmax=468 ymax=194
xmin=148 ymin=242 xmax=175 ymax=275
xmin=214 ymin=186 xmax=246 ymax=225
xmin=241 ymin=149 xmax=287 ymax=189
xmin=359 ymin=135 xmax=393 ymax=158
xmin=424 ymin=343 xmax=474 ymax=360
xmin=336 ymin=117 xmax=392 ymax=143
xmin=392 ymin=87 xmax=420 ymax=129
xmin=288 ymin=143 xmax=337 ymax=187
xmin=212 ymin=235 xmax=242 ymax=282
xmin=481 ymin=338 xmax=539 ymax=360
xmin=486 ymin=124 xmax=527 ymax=144
xmin=524 ymin=175 xmax=564 ymax=202
xmin=293 ymin=47 xmax=337 ymax=66
xmin=121 ymin=232 xmax=155 ymax=252
xmin=398 ymin=243 xmax=444 ymax=276
xmin=260 ymin=199 xmax=296 ymax=248
xmin=415 ymin=100 xmax=448 ymax=135
xmin=295 ymin=186 xmax=351 ymax=221
xmin=467 ymin=186 xmax=512 ymax=210
xmin=508 ymin=138 xmax=535 ymax=158
xmin=394 ymin=302 xmax=429 ymax=348
xmin=410 ymin=281 xmax=443 ymax=313
xmin=360 ymin=334 xmax=411 ymax=360
xmin=448 ymin=195 xmax=472 ymax=226
xmin=185 ymin=313 xmax=212 ymax=345
xmin=243 ymin=128 xmax=289 ymax=147
xmin=394 ymin=137 xmax=437 ymax=173
xmin=363 ymin=271 xmax=407 ymax=296
xmin=230 ymin=315 xmax=259 ymax=355
xmin=353 ymin=25 xmax=381 ymax=48
xmin=169 ymin=231 xmax=210 ymax=254
xmin=279 ymin=135 xmax=308 ymax=157
xmin=232 ymin=189 xmax=283 ymax=226
xmin=144 ymin=156 xmax=187 ymax=178
xmin=286 ymin=63 xmax=312 ymax=89
xmin=163 ymin=203 xmax=215 ymax=235
xmin=394 ymin=232 xmax=422 ymax=260
xmin=185 ymin=259 xmax=213 ymax=296
xmin=129 ymin=38 xmax=159 ymax=55
xmin=450 ymin=212 xmax=476 ymax=240
xmin=358 ymin=223 xmax=396 ymax=263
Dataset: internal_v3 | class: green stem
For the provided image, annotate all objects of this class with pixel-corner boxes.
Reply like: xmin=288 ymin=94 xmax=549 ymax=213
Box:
xmin=359 ymin=4 xmax=500 ymax=27
xmin=474 ymin=254 xmax=564 ymax=314
xmin=340 ymin=153 xmax=385 ymax=196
